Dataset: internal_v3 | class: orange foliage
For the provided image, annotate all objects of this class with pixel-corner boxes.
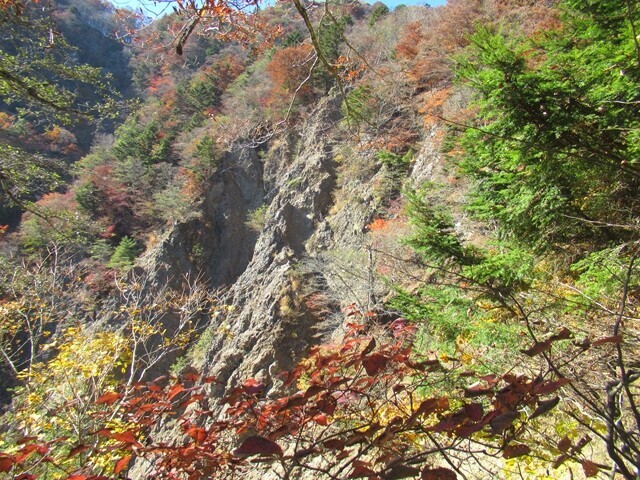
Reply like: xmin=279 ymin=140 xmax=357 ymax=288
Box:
xmin=0 ymin=112 xmax=15 ymax=129
xmin=178 ymin=167 xmax=205 ymax=198
xmin=36 ymin=191 xmax=76 ymax=211
xmin=382 ymin=124 xmax=420 ymax=153
xmin=85 ymin=164 xmax=133 ymax=235
xmin=335 ymin=55 xmax=365 ymax=83
xmin=210 ymin=54 xmax=245 ymax=91
xmin=43 ymin=125 xmax=78 ymax=156
xmin=367 ymin=218 xmax=390 ymax=232
xmin=420 ymin=87 xmax=453 ymax=127
xmin=0 ymin=0 xmax=31 ymax=11
xmin=147 ymin=74 xmax=174 ymax=97
xmin=265 ymin=43 xmax=315 ymax=117
xmin=395 ymin=1 xmax=483 ymax=89
xmin=43 ymin=125 xmax=62 ymax=142
xmin=395 ymin=22 xmax=422 ymax=61
xmin=396 ymin=0 xmax=556 ymax=94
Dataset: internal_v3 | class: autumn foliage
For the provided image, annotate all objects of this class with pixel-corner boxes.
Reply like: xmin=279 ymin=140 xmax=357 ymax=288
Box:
xmin=0 ymin=320 xmax=585 ymax=479
xmin=2 ymin=1 xmax=638 ymax=480
xmin=265 ymin=43 xmax=316 ymax=120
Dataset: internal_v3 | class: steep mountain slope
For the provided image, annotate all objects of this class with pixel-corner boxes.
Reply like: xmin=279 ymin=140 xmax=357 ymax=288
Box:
xmin=2 ymin=0 xmax=640 ymax=479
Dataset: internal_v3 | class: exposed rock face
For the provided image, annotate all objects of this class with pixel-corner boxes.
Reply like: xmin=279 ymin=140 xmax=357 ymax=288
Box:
xmin=143 ymin=96 xmax=376 ymax=397
xmin=198 ymin=106 xmax=338 ymax=395
xmin=131 ymin=95 xmax=446 ymax=479
xmin=141 ymin=95 xmax=455 ymax=408
xmin=141 ymin=145 xmax=264 ymax=289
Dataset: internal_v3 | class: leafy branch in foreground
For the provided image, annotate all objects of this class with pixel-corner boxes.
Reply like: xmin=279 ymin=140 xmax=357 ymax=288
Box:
xmin=0 ymin=321 xmax=584 ymax=479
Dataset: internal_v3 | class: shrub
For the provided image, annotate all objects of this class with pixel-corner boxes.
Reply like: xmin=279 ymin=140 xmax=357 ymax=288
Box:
xmin=245 ymin=204 xmax=268 ymax=233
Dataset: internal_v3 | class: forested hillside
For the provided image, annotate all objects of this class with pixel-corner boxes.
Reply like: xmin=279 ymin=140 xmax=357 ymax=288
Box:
xmin=1 ymin=0 xmax=639 ymax=479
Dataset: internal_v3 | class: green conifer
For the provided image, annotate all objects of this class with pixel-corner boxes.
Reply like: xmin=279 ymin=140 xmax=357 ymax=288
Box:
xmin=108 ymin=236 xmax=138 ymax=270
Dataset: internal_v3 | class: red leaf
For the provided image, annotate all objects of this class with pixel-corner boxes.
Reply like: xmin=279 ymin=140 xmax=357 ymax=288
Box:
xmin=336 ymin=449 xmax=351 ymax=460
xmin=15 ymin=474 xmax=36 ymax=480
xmin=408 ymin=358 xmax=442 ymax=372
xmin=417 ymin=397 xmax=449 ymax=416
xmin=313 ymin=414 xmax=330 ymax=426
xmin=323 ymin=439 xmax=345 ymax=450
xmin=182 ymin=372 xmax=200 ymax=383
xmin=557 ymin=435 xmax=572 ymax=453
xmin=279 ymin=395 xmax=307 ymax=411
xmin=520 ymin=339 xmax=551 ymax=357
xmin=465 ymin=403 xmax=484 ymax=422
xmin=293 ymin=447 xmax=317 ymax=459
xmin=384 ymin=464 xmax=421 ymax=479
xmin=432 ymin=417 xmax=459 ymax=433
xmin=464 ymin=384 xmax=493 ymax=397
xmin=95 ymin=392 xmax=122 ymax=405
xmin=348 ymin=460 xmax=376 ymax=478
xmin=65 ymin=475 xmax=88 ymax=480
xmin=186 ymin=427 xmax=207 ymax=443
xmin=421 ymin=467 xmax=457 ymax=479
xmin=329 ymin=377 xmax=351 ymax=390
xmin=503 ymin=444 xmax=531 ymax=459
xmin=180 ymin=393 xmax=205 ymax=408
xmin=35 ymin=444 xmax=49 ymax=455
xmin=151 ymin=375 xmax=167 ymax=384
xmin=362 ymin=338 xmax=376 ymax=356
xmin=490 ymin=411 xmax=520 ymax=434
xmin=533 ymin=378 xmax=571 ymax=395
xmin=345 ymin=433 xmax=367 ymax=446
xmin=582 ymin=460 xmax=600 ymax=478
xmin=114 ymin=455 xmax=131 ymax=475
xmin=390 ymin=318 xmax=415 ymax=337
xmin=362 ymin=353 xmax=388 ymax=376
xmin=167 ymin=384 xmax=185 ymax=400
xmin=16 ymin=436 xmax=38 ymax=445
xmin=549 ymin=328 xmax=572 ymax=342
xmin=67 ymin=444 xmax=91 ymax=458
xmin=234 ymin=436 xmax=283 ymax=457
xmin=304 ymin=385 xmax=324 ymax=398
xmin=315 ymin=395 xmax=337 ymax=415
xmin=529 ymin=396 xmax=560 ymax=420
xmin=242 ymin=378 xmax=266 ymax=396
xmin=455 ymin=422 xmax=484 ymax=438
xmin=0 ymin=455 xmax=14 ymax=473
xmin=13 ymin=446 xmax=36 ymax=464
xmin=111 ymin=431 xmax=140 ymax=445
xmin=592 ymin=335 xmax=623 ymax=346
xmin=345 ymin=306 xmax=360 ymax=316
xmin=553 ymin=454 xmax=569 ymax=469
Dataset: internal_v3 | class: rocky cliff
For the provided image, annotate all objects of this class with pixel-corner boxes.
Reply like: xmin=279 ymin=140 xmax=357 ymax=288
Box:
xmin=141 ymin=90 xmax=449 ymax=405
xmin=142 ymin=96 xmax=371 ymax=396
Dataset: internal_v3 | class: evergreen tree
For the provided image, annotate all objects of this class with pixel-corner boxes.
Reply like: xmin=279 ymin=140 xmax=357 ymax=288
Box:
xmin=368 ymin=3 xmax=389 ymax=27
xmin=108 ymin=236 xmax=138 ymax=269
xmin=456 ymin=0 xmax=640 ymax=252
xmin=314 ymin=15 xmax=352 ymax=91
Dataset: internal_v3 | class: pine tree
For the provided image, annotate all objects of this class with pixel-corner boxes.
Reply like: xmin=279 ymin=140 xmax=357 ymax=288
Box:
xmin=108 ymin=236 xmax=138 ymax=269
xmin=456 ymin=0 xmax=640 ymax=251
